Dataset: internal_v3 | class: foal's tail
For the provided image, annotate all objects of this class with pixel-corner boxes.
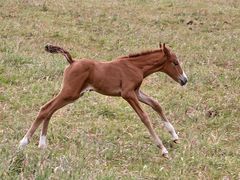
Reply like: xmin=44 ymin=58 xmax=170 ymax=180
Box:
xmin=45 ymin=44 xmax=74 ymax=64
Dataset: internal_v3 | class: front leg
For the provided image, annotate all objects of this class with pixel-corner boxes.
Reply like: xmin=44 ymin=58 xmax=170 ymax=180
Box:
xmin=122 ymin=91 xmax=169 ymax=158
xmin=136 ymin=90 xmax=179 ymax=143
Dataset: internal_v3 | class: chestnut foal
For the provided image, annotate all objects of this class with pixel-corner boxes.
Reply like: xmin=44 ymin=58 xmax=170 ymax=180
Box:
xmin=19 ymin=43 xmax=188 ymax=158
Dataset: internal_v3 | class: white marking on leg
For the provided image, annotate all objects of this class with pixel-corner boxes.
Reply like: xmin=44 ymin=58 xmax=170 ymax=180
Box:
xmin=162 ymin=147 xmax=168 ymax=155
xmin=19 ymin=136 xmax=29 ymax=149
xmin=164 ymin=121 xmax=179 ymax=140
xmin=38 ymin=135 xmax=47 ymax=149
xmin=154 ymin=135 xmax=169 ymax=156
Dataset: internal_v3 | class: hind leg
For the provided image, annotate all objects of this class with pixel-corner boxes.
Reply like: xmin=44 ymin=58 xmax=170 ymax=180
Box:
xmin=19 ymin=91 xmax=80 ymax=149
xmin=19 ymin=65 xmax=90 ymax=149
xmin=38 ymin=92 xmax=86 ymax=148
xmin=37 ymin=93 xmax=81 ymax=148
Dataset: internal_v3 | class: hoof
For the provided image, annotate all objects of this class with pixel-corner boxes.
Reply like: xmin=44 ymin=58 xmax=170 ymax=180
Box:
xmin=162 ymin=153 xmax=169 ymax=159
xmin=161 ymin=147 xmax=169 ymax=159
xmin=173 ymin=139 xmax=180 ymax=144
xmin=38 ymin=143 xmax=47 ymax=149
xmin=18 ymin=144 xmax=26 ymax=150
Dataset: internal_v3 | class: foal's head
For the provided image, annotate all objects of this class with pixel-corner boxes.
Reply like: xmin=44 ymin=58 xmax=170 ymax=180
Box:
xmin=160 ymin=43 xmax=188 ymax=86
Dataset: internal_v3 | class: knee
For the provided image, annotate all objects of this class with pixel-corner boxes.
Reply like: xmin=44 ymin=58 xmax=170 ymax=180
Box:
xmin=141 ymin=113 xmax=151 ymax=126
xmin=38 ymin=106 xmax=50 ymax=120
xmin=121 ymin=91 xmax=134 ymax=100
xmin=152 ymin=101 xmax=163 ymax=113
xmin=141 ymin=112 xmax=148 ymax=120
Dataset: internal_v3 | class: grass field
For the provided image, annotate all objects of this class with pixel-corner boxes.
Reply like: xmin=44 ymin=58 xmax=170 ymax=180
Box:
xmin=0 ymin=0 xmax=240 ymax=179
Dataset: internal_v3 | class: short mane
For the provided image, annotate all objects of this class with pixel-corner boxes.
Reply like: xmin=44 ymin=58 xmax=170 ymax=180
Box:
xmin=120 ymin=48 xmax=163 ymax=59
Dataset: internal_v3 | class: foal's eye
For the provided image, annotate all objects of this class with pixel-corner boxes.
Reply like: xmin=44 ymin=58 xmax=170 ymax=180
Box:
xmin=172 ymin=61 xmax=179 ymax=66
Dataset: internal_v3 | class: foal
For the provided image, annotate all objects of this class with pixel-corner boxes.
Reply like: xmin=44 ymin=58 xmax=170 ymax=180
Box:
xmin=19 ymin=43 xmax=188 ymax=158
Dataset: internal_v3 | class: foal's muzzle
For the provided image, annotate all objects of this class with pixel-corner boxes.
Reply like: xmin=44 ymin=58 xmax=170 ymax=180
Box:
xmin=180 ymin=78 xmax=188 ymax=86
xmin=179 ymin=72 xmax=188 ymax=86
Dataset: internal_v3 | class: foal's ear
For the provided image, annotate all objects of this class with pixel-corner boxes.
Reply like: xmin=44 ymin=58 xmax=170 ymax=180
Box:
xmin=159 ymin=42 xmax=162 ymax=49
xmin=163 ymin=43 xmax=170 ymax=57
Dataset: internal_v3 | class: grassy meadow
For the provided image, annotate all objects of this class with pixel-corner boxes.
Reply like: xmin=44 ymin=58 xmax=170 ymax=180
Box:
xmin=0 ymin=0 xmax=240 ymax=179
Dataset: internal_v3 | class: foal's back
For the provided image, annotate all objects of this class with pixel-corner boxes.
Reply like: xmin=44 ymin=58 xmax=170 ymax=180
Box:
xmin=65 ymin=58 xmax=141 ymax=96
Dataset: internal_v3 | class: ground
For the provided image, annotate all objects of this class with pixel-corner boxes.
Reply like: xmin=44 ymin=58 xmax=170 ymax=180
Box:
xmin=0 ymin=0 xmax=240 ymax=179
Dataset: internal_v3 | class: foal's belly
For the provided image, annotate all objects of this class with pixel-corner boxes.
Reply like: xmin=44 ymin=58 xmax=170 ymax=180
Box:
xmin=87 ymin=63 xmax=123 ymax=96
xmin=81 ymin=83 xmax=121 ymax=97
xmin=94 ymin=86 xmax=121 ymax=96
xmin=90 ymin=77 xmax=122 ymax=96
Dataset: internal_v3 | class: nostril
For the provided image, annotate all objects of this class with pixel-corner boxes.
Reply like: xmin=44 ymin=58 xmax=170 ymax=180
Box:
xmin=179 ymin=72 xmax=188 ymax=86
xmin=179 ymin=78 xmax=187 ymax=86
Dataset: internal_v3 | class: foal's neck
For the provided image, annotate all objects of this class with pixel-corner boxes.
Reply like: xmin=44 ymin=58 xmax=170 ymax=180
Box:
xmin=124 ymin=50 xmax=166 ymax=77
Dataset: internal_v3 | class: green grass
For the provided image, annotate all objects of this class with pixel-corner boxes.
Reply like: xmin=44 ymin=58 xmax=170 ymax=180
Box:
xmin=0 ymin=0 xmax=240 ymax=179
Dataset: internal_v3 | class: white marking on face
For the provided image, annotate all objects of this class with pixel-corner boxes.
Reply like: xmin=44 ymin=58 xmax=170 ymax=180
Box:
xmin=38 ymin=135 xmax=47 ymax=148
xmin=182 ymin=71 xmax=188 ymax=80
xmin=19 ymin=136 xmax=29 ymax=149
xmin=178 ymin=71 xmax=188 ymax=84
